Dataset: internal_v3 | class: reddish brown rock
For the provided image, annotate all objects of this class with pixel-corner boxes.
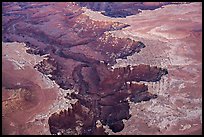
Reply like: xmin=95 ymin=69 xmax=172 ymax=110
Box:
xmin=2 ymin=55 xmax=58 ymax=135
xmin=2 ymin=2 xmax=168 ymax=135
xmin=48 ymin=101 xmax=105 ymax=135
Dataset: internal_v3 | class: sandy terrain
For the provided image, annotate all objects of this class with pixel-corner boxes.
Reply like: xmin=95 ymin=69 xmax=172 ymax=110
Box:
xmin=2 ymin=42 xmax=77 ymax=135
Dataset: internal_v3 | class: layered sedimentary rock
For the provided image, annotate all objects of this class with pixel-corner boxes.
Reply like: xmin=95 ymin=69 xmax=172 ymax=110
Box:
xmin=2 ymin=2 xmax=168 ymax=135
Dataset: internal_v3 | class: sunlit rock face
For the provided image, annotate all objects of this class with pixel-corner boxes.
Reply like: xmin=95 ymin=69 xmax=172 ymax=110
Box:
xmin=2 ymin=2 xmax=170 ymax=135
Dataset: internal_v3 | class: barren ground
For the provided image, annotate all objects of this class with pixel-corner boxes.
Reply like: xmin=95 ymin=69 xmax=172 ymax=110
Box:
xmin=84 ymin=2 xmax=202 ymax=135
xmin=2 ymin=42 xmax=77 ymax=135
xmin=2 ymin=2 xmax=202 ymax=135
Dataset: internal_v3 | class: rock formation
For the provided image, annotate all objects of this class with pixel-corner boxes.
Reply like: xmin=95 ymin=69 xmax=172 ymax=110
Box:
xmin=2 ymin=2 xmax=168 ymax=135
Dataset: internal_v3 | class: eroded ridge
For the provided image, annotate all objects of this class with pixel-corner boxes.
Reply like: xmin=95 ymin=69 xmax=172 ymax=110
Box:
xmin=37 ymin=59 xmax=167 ymax=134
xmin=2 ymin=2 xmax=168 ymax=135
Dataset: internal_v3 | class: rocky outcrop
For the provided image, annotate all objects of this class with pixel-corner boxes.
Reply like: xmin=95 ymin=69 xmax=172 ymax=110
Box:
xmin=44 ymin=60 xmax=167 ymax=134
xmin=48 ymin=100 xmax=107 ymax=135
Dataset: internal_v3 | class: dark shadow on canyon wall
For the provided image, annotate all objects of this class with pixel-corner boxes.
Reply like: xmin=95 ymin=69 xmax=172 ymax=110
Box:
xmin=2 ymin=2 xmax=168 ymax=135
xmin=77 ymin=2 xmax=175 ymax=18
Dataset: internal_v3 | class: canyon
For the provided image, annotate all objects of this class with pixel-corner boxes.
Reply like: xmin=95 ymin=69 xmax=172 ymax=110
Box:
xmin=2 ymin=2 xmax=202 ymax=135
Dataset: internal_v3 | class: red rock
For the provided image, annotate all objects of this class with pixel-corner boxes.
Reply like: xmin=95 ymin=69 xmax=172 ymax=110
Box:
xmin=2 ymin=2 xmax=169 ymax=135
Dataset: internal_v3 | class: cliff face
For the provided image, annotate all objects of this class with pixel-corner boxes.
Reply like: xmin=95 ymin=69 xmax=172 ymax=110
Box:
xmin=2 ymin=2 xmax=168 ymax=135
